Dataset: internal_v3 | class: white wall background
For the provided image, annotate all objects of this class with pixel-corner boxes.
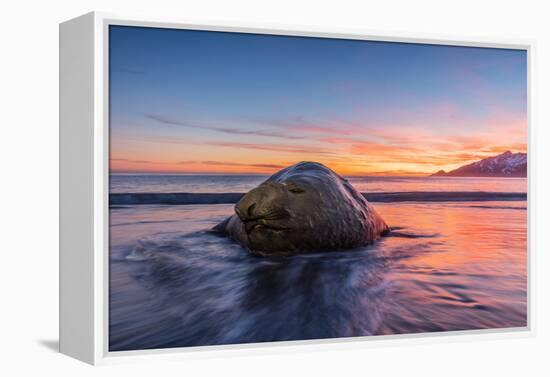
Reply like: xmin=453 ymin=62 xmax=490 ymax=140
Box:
xmin=1 ymin=0 xmax=548 ymax=375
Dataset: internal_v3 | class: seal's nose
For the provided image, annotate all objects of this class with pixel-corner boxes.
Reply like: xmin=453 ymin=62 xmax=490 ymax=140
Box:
xmin=235 ymin=190 xmax=260 ymax=221
xmin=235 ymin=202 xmax=256 ymax=220
xmin=235 ymin=183 xmax=281 ymax=221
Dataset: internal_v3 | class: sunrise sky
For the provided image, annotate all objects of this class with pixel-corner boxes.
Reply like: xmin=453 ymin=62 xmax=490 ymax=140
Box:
xmin=109 ymin=26 xmax=527 ymax=176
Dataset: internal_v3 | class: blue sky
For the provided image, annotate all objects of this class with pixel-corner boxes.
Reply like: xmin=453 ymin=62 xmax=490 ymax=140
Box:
xmin=109 ymin=25 xmax=527 ymax=175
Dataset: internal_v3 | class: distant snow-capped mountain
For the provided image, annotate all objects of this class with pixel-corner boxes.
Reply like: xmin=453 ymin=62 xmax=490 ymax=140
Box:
xmin=432 ymin=151 xmax=527 ymax=177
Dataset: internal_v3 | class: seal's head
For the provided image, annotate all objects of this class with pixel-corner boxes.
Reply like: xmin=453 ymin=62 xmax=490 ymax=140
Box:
xmin=226 ymin=161 xmax=389 ymax=255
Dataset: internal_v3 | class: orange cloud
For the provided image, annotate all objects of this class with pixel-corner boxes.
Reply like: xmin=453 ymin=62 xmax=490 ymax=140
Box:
xmin=110 ymin=106 xmax=527 ymax=175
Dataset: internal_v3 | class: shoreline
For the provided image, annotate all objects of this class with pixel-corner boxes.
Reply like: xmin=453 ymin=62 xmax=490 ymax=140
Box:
xmin=110 ymin=191 xmax=527 ymax=206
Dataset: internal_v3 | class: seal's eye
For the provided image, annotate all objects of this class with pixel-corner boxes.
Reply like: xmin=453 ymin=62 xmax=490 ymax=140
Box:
xmin=287 ymin=185 xmax=305 ymax=194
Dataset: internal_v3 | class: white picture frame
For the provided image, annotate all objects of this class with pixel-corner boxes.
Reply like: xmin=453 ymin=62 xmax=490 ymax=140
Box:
xmin=59 ymin=11 xmax=535 ymax=365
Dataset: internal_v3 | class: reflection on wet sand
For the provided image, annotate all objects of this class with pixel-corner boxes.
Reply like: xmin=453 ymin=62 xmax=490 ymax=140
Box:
xmin=109 ymin=201 xmax=526 ymax=351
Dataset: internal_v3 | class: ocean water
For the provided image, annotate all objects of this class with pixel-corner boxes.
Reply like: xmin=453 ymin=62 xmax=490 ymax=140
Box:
xmin=108 ymin=176 xmax=527 ymax=351
xmin=110 ymin=174 xmax=527 ymax=194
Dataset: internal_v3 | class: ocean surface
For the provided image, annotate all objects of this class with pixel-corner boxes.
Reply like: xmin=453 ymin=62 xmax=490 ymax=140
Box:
xmin=109 ymin=175 xmax=527 ymax=351
xmin=110 ymin=174 xmax=527 ymax=194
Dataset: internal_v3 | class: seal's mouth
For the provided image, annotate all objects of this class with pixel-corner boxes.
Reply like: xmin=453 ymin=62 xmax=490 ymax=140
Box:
xmin=234 ymin=200 xmax=291 ymax=234
xmin=237 ymin=209 xmax=291 ymax=234
xmin=243 ymin=218 xmax=290 ymax=234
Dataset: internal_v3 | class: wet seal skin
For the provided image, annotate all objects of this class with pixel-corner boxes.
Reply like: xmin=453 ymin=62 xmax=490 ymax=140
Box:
xmin=214 ymin=161 xmax=390 ymax=256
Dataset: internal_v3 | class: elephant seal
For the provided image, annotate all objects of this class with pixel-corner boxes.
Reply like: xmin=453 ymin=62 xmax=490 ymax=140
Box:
xmin=214 ymin=161 xmax=390 ymax=256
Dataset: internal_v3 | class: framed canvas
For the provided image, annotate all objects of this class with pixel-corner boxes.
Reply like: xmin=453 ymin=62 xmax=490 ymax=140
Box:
xmin=59 ymin=12 xmax=535 ymax=365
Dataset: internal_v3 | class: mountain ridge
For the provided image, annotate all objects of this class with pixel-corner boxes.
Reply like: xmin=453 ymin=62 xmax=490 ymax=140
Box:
xmin=432 ymin=151 xmax=527 ymax=177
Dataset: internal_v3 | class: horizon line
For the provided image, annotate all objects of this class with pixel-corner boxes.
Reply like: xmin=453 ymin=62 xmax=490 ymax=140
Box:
xmin=109 ymin=170 xmax=433 ymax=177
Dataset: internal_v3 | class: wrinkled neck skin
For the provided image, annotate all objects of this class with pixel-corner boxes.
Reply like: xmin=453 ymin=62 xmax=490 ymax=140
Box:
xmin=216 ymin=162 xmax=389 ymax=256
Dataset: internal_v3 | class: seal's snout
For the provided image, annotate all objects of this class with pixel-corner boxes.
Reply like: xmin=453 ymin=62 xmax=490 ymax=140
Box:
xmin=235 ymin=183 xmax=285 ymax=222
xmin=234 ymin=203 xmax=253 ymax=220
xmin=235 ymin=191 xmax=260 ymax=221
